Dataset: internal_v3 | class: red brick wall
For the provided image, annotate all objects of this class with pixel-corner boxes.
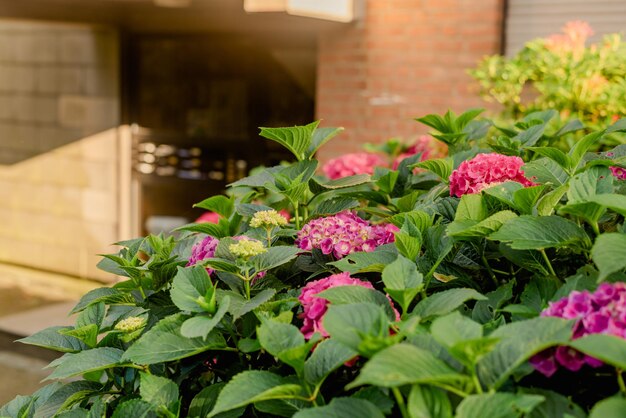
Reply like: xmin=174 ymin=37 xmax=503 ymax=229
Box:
xmin=315 ymin=0 xmax=504 ymax=161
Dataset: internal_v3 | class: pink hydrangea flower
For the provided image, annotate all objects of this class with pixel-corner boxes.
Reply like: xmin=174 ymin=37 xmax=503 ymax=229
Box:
xmin=295 ymin=211 xmax=398 ymax=259
xmin=195 ymin=212 xmax=220 ymax=224
xmin=322 ymin=152 xmax=387 ymax=180
xmin=610 ymin=166 xmax=626 ymax=180
xmin=298 ymin=272 xmax=399 ymax=339
xmin=187 ymin=235 xmax=219 ymax=275
xmin=530 ymin=283 xmax=626 ymax=377
xmin=449 ymin=153 xmax=534 ymax=197
xmin=393 ymin=135 xmax=448 ymax=169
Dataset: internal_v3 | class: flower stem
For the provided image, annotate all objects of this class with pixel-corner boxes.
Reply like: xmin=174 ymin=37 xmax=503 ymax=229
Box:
xmin=294 ymin=203 xmax=301 ymax=230
xmin=481 ymin=254 xmax=499 ymax=287
xmin=540 ymin=249 xmax=557 ymax=277
xmin=244 ymin=280 xmax=251 ymax=300
xmin=618 ymin=369 xmax=626 ymax=395
xmin=392 ymin=387 xmax=409 ymax=418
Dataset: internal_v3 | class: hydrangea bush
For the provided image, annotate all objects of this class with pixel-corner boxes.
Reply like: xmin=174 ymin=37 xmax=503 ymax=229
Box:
xmin=4 ymin=111 xmax=626 ymax=418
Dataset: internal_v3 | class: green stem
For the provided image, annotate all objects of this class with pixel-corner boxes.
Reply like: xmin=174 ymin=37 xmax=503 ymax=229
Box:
xmin=266 ymin=228 xmax=272 ymax=247
xmin=618 ymin=369 xmax=626 ymax=395
xmin=591 ymin=221 xmax=600 ymax=236
xmin=392 ymin=387 xmax=409 ymax=418
xmin=294 ymin=203 xmax=301 ymax=230
xmin=481 ymin=254 xmax=499 ymax=287
xmin=432 ymin=383 xmax=470 ymax=398
xmin=540 ymin=249 xmax=557 ymax=277
xmin=244 ymin=279 xmax=251 ymax=300
xmin=423 ymin=257 xmax=445 ymax=291
xmin=471 ymin=368 xmax=483 ymax=394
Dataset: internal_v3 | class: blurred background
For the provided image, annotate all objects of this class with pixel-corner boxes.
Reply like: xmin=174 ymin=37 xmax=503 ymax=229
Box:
xmin=0 ymin=0 xmax=624 ymax=402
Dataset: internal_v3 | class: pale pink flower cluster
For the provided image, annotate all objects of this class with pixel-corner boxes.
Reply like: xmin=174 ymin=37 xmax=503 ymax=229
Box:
xmin=449 ymin=153 xmax=534 ymax=197
xmin=545 ymin=21 xmax=593 ymax=54
xmin=322 ymin=152 xmax=387 ymax=180
xmin=530 ymin=283 xmax=626 ymax=377
xmin=187 ymin=235 xmax=219 ymax=275
xmin=295 ymin=211 xmax=398 ymax=258
xmin=393 ymin=135 xmax=448 ymax=169
xmin=298 ymin=272 xmax=375 ymax=339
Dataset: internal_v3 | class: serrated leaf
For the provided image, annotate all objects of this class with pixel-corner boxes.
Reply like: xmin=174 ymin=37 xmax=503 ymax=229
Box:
xmin=193 ymin=195 xmax=234 ymax=218
xmin=455 ymin=194 xmax=487 ymax=222
xmin=455 ymin=393 xmax=544 ymax=418
xmin=536 ymin=184 xmax=568 ymax=216
xmin=311 ymin=197 xmax=360 ymax=216
xmin=181 ymin=296 xmax=230 ymax=339
xmin=252 ymin=246 xmax=300 ymax=272
xmin=567 ymin=166 xmax=613 ymax=203
xmin=18 ymin=326 xmax=87 ymax=353
xmin=589 ymin=397 xmax=626 ymax=418
xmin=382 ymin=256 xmax=423 ymax=313
xmin=430 ymin=311 xmax=482 ymax=348
xmin=588 ymin=193 xmax=626 ymax=216
xmin=413 ymin=288 xmax=486 ymax=320
xmin=512 ymin=185 xmax=547 ymax=215
xmin=170 ymin=266 xmax=213 ymax=313
xmin=412 ymin=158 xmax=453 ymax=182
xmin=123 ymin=314 xmax=226 ymax=364
xmin=111 ymin=399 xmax=156 ymax=418
xmin=33 ymin=382 xmax=101 ymax=418
xmin=523 ymin=158 xmax=569 ymax=186
xmin=569 ymin=334 xmax=626 ymax=369
xmin=323 ymin=303 xmax=389 ymax=354
xmin=448 ymin=210 xmax=517 ymax=239
xmin=303 ymin=339 xmax=357 ymax=386
xmin=259 ymin=121 xmax=318 ymax=161
xmin=257 ymin=319 xmax=307 ymax=372
xmin=76 ymin=302 xmax=105 ymax=329
xmin=489 ymin=215 xmax=591 ymax=250
xmin=227 ymin=288 xmax=276 ymax=319
xmin=70 ymin=287 xmax=134 ymax=314
xmin=318 ymin=285 xmax=398 ymax=321
xmin=46 ymin=348 xmax=123 ymax=380
xmin=307 ymin=126 xmax=344 ymax=158
xmin=592 ymin=233 xmax=626 ymax=281
xmin=207 ymin=371 xmax=303 ymax=417
xmin=527 ymin=147 xmax=571 ymax=171
xmin=407 ymin=385 xmax=452 ymax=418
xmin=569 ymin=131 xmax=604 ymax=170
xmin=175 ymin=221 xmax=229 ymax=238
xmin=293 ymin=398 xmax=384 ymax=418
xmin=140 ymin=372 xmax=179 ymax=411
xmin=476 ymin=317 xmax=572 ymax=389
xmin=328 ymin=246 xmax=398 ymax=274
xmin=347 ymin=343 xmax=467 ymax=389
xmin=189 ymin=383 xmax=245 ymax=418
xmin=314 ymin=174 xmax=372 ymax=189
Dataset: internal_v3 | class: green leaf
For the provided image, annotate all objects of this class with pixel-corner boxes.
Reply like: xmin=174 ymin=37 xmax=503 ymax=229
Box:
xmin=382 ymin=255 xmax=423 ymax=313
xmin=181 ymin=296 xmax=230 ymax=339
xmin=394 ymin=230 xmax=422 ymax=261
xmin=527 ymin=147 xmax=571 ymax=171
xmin=589 ymin=397 xmax=626 ymax=418
xmin=412 ymin=158 xmax=453 ymax=182
xmin=588 ymin=193 xmax=626 ymax=217
xmin=569 ymin=334 xmax=626 ymax=369
xmin=476 ymin=317 xmax=572 ymax=389
xmin=407 ymin=385 xmax=452 ymax=418
xmin=259 ymin=121 xmax=318 ymax=161
xmin=455 ymin=393 xmax=544 ymax=418
xmin=76 ymin=302 xmax=105 ymax=329
xmin=207 ymin=371 xmax=303 ymax=417
xmin=202 ymin=258 xmax=240 ymax=274
xmin=314 ymin=173 xmax=372 ymax=189
xmin=328 ymin=247 xmax=398 ymax=274
xmin=70 ymin=287 xmax=134 ymax=314
xmin=303 ymin=339 xmax=358 ymax=386
xmin=482 ymin=181 xmax=522 ymax=209
xmin=140 ymin=373 xmax=179 ymax=411
xmin=448 ymin=210 xmax=517 ymax=239
xmin=60 ymin=324 xmax=98 ymax=348
xmin=189 ymin=383 xmax=245 ymax=418
xmin=455 ymin=194 xmax=487 ymax=222
xmin=170 ymin=266 xmax=213 ymax=313
xmin=523 ymin=158 xmax=569 ymax=186
xmin=123 ymin=314 xmax=226 ymax=364
xmin=257 ymin=319 xmax=309 ymax=373
xmin=56 ymin=409 xmax=89 ymax=418
xmin=516 ymin=124 xmax=546 ymax=147
xmin=193 ymin=195 xmax=234 ymax=218
xmin=567 ymin=166 xmax=613 ymax=203
xmin=323 ymin=303 xmax=389 ymax=354
xmin=311 ymin=197 xmax=360 ymax=216
xmin=227 ymin=288 xmax=276 ymax=319
xmin=307 ymin=126 xmax=344 ymax=158
xmin=45 ymin=348 xmax=123 ymax=380
xmin=317 ymin=285 xmax=398 ymax=321
xmin=413 ymin=288 xmax=486 ymax=320
xmin=374 ymin=168 xmax=399 ymax=194
xmin=293 ymin=398 xmax=385 ymax=418
xmin=569 ymin=131 xmax=604 ymax=170
xmin=32 ymin=381 xmax=100 ymax=418
xmin=252 ymin=246 xmax=300 ymax=272
xmin=347 ymin=343 xmax=467 ymax=389
xmin=559 ymin=202 xmax=606 ymax=226
xmin=536 ymin=184 xmax=568 ymax=216
xmin=430 ymin=311 xmax=482 ymax=348
xmin=489 ymin=215 xmax=591 ymax=251
xmin=521 ymin=388 xmax=585 ymax=418
xmin=175 ymin=222 xmax=229 ymax=238
xmin=513 ymin=185 xmax=547 ymax=215
xmin=592 ymin=233 xmax=626 ymax=281
xmin=18 ymin=326 xmax=87 ymax=353
xmin=111 ymin=399 xmax=156 ymax=418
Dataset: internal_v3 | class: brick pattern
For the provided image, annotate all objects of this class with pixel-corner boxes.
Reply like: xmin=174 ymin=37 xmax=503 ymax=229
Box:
xmin=315 ymin=0 xmax=504 ymax=161
xmin=0 ymin=20 xmax=121 ymax=282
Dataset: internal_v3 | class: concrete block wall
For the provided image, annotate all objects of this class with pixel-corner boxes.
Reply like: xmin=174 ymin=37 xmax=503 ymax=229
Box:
xmin=0 ymin=20 xmax=122 ymax=282
xmin=315 ymin=0 xmax=504 ymax=161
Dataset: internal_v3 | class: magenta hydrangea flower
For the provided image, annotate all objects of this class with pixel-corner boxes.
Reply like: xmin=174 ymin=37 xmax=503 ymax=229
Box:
xmin=392 ymin=135 xmax=448 ymax=169
xmin=322 ymin=152 xmax=387 ymax=180
xmin=448 ymin=153 xmax=534 ymax=197
xmin=295 ymin=211 xmax=398 ymax=259
xmin=530 ymin=283 xmax=626 ymax=377
xmin=610 ymin=166 xmax=626 ymax=180
xmin=298 ymin=272 xmax=399 ymax=339
xmin=187 ymin=235 xmax=219 ymax=275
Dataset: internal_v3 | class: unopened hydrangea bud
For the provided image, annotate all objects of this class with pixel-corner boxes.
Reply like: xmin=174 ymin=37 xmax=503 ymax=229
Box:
xmin=250 ymin=210 xmax=288 ymax=228
xmin=115 ymin=316 xmax=146 ymax=333
xmin=229 ymin=238 xmax=267 ymax=259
